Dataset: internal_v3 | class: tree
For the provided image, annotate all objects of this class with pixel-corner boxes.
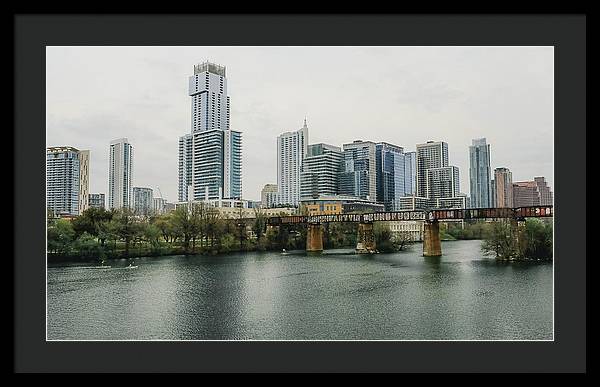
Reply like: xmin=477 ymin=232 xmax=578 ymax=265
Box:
xmin=152 ymin=214 xmax=176 ymax=243
xmin=47 ymin=219 xmax=75 ymax=255
xmin=73 ymin=232 xmax=98 ymax=258
xmin=481 ymin=220 xmax=517 ymax=260
xmin=253 ymin=207 xmax=267 ymax=244
xmin=144 ymin=223 xmax=163 ymax=253
xmin=112 ymin=208 xmax=139 ymax=258
xmin=71 ymin=207 xmax=113 ymax=238
xmin=521 ymin=219 xmax=553 ymax=260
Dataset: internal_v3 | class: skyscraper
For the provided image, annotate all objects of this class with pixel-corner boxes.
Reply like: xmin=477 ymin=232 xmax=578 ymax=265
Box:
xmin=404 ymin=151 xmax=417 ymax=196
xmin=426 ymin=166 xmax=460 ymax=200
xmin=178 ymin=61 xmax=242 ymax=202
xmin=375 ymin=142 xmax=406 ymax=211
xmin=277 ymin=120 xmax=308 ymax=206
xmin=46 ymin=146 xmax=90 ymax=216
xmin=415 ymin=141 xmax=448 ymax=198
xmin=108 ymin=138 xmax=133 ymax=210
xmin=133 ymin=187 xmax=153 ymax=216
xmin=300 ymin=143 xmax=344 ymax=200
xmin=339 ymin=140 xmax=377 ymax=201
xmin=469 ymin=138 xmax=492 ymax=208
xmin=494 ymin=167 xmax=513 ymax=208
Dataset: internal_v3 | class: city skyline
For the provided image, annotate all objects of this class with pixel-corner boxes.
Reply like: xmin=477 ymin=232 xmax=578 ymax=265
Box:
xmin=46 ymin=46 xmax=554 ymax=202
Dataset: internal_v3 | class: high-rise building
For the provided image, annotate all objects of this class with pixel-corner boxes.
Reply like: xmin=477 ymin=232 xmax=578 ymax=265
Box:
xmin=46 ymin=146 xmax=90 ymax=216
xmin=300 ymin=143 xmax=344 ymax=200
xmin=88 ymin=193 xmax=105 ymax=210
xmin=178 ymin=134 xmax=192 ymax=202
xmin=494 ymin=167 xmax=513 ymax=208
xmin=260 ymin=184 xmax=278 ymax=208
xmin=375 ymin=142 xmax=406 ymax=211
xmin=469 ymin=138 xmax=492 ymax=208
xmin=108 ymin=138 xmax=133 ymax=210
xmin=339 ymin=140 xmax=377 ymax=201
xmin=513 ymin=177 xmax=553 ymax=207
xmin=277 ymin=120 xmax=308 ymax=206
xmin=178 ymin=61 xmax=242 ymax=202
xmin=153 ymin=197 xmax=167 ymax=215
xmin=78 ymin=150 xmax=90 ymax=214
xmin=415 ymin=141 xmax=448 ymax=198
xmin=426 ymin=166 xmax=460 ymax=200
xmin=404 ymin=151 xmax=417 ymax=196
xmin=490 ymin=179 xmax=496 ymax=208
xmin=133 ymin=187 xmax=153 ymax=216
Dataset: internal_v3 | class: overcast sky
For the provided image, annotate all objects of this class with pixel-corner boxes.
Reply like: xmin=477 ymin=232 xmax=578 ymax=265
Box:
xmin=46 ymin=46 xmax=553 ymax=202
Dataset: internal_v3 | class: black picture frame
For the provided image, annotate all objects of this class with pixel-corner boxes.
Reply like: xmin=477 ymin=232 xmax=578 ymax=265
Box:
xmin=14 ymin=14 xmax=586 ymax=373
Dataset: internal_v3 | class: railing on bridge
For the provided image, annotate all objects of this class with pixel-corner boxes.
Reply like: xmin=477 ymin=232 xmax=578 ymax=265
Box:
xmin=267 ymin=206 xmax=553 ymax=225
xmin=428 ymin=206 xmax=553 ymax=221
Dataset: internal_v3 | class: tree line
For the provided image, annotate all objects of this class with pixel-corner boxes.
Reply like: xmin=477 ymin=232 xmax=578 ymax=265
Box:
xmin=47 ymin=205 xmax=413 ymax=262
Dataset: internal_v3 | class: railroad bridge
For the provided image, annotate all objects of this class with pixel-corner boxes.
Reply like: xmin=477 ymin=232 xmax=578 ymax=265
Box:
xmin=266 ymin=206 xmax=553 ymax=256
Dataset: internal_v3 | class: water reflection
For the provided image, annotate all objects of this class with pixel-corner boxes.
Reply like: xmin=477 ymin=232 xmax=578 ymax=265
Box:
xmin=47 ymin=240 xmax=553 ymax=340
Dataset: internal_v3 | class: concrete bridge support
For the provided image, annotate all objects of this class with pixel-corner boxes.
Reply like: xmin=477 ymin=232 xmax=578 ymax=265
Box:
xmin=423 ymin=220 xmax=442 ymax=257
xmin=356 ymin=222 xmax=376 ymax=254
xmin=306 ymin=223 xmax=324 ymax=253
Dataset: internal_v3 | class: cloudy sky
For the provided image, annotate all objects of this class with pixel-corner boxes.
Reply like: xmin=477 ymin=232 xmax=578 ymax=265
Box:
xmin=46 ymin=46 xmax=553 ymax=202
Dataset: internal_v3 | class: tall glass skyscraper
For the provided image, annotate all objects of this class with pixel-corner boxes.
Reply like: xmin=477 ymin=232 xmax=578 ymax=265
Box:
xmin=108 ymin=138 xmax=133 ymax=210
xmin=339 ymin=140 xmax=377 ymax=201
xmin=178 ymin=61 xmax=242 ymax=202
xmin=375 ymin=142 xmax=405 ymax=211
xmin=277 ymin=120 xmax=308 ymax=206
xmin=469 ymin=138 xmax=492 ymax=208
xmin=404 ymin=151 xmax=417 ymax=196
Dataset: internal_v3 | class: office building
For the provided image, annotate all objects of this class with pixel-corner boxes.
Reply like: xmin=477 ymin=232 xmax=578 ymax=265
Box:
xmin=426 ymin=166 xmax=460 ymax=200
xmin=415 ymin=141 xmax=448 ymax=198
xmin=178 ymin=61 xmax=242 ymax=202
xmin=494 ymin=167 xmax=513 ymax=208
xmin=88 ymin=193 xmax=105 ymax=210
xmin=404 ymin=151 xmax=417 ymax=196
xmin=339 ymin=140 xmax=377 ymax=201
xmin=513 ymin=177 xmax=553 ymax=207
xmin=261 ymin=184 xmax=278 ymax=208
xmin=469 ymin=138 xmax=492 ymax=208
xmin=300 ymin=143 xmax=344 ymax=200
xmin=46 ymin=146 xmax=90 ymax=216
xmin=133 ymin=187 xmax=153 ymax=216
xmin=277 ymin=120 xmax=308 ymax=206
xmin=153 ymin=197 xmax=167 ymax=215
xmin=108 ymin=138 xmax=133 ymax=210
xmin=375 ymin=142 xmax=406 ymax=211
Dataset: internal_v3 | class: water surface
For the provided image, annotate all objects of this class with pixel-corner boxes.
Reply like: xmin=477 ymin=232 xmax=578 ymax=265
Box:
xmin=47 ymin=240 xmax=553 ymax=340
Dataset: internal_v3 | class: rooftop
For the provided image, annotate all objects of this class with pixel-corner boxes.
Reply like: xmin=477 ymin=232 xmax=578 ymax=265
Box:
xmin=194 ymin=61 xmax=226 ymax=77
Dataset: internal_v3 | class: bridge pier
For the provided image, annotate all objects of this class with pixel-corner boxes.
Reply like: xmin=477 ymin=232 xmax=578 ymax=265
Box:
xmin=306 ymin=223 xmax=324 ymax=253
xmin=356 ymin=222 xmax=376 ymax=254
xmin=423 ymin=220 xmax=442 ymax=257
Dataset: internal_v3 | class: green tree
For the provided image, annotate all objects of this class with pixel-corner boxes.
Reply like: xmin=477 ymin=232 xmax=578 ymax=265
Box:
xmin=144 ymin=223 xmax=163 ymax=253
xmin=47 ymin=219 xmax=75 ymax=255
xmin=73 ymin=232 xmax=98 ymax=258
xmin=521 ymin=219 xmax=553 ymax=260
xmin=112 ymin=208 xmax=139 ymax=258
xmin=253 ymin=207 xmax=267 ymax=244
xmin=481 ymin=220 xmax=518 ymax=260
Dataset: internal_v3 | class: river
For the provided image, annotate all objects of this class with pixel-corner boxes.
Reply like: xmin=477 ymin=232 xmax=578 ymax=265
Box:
xmin=47 ymin=240 xmax=553 ymax=340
